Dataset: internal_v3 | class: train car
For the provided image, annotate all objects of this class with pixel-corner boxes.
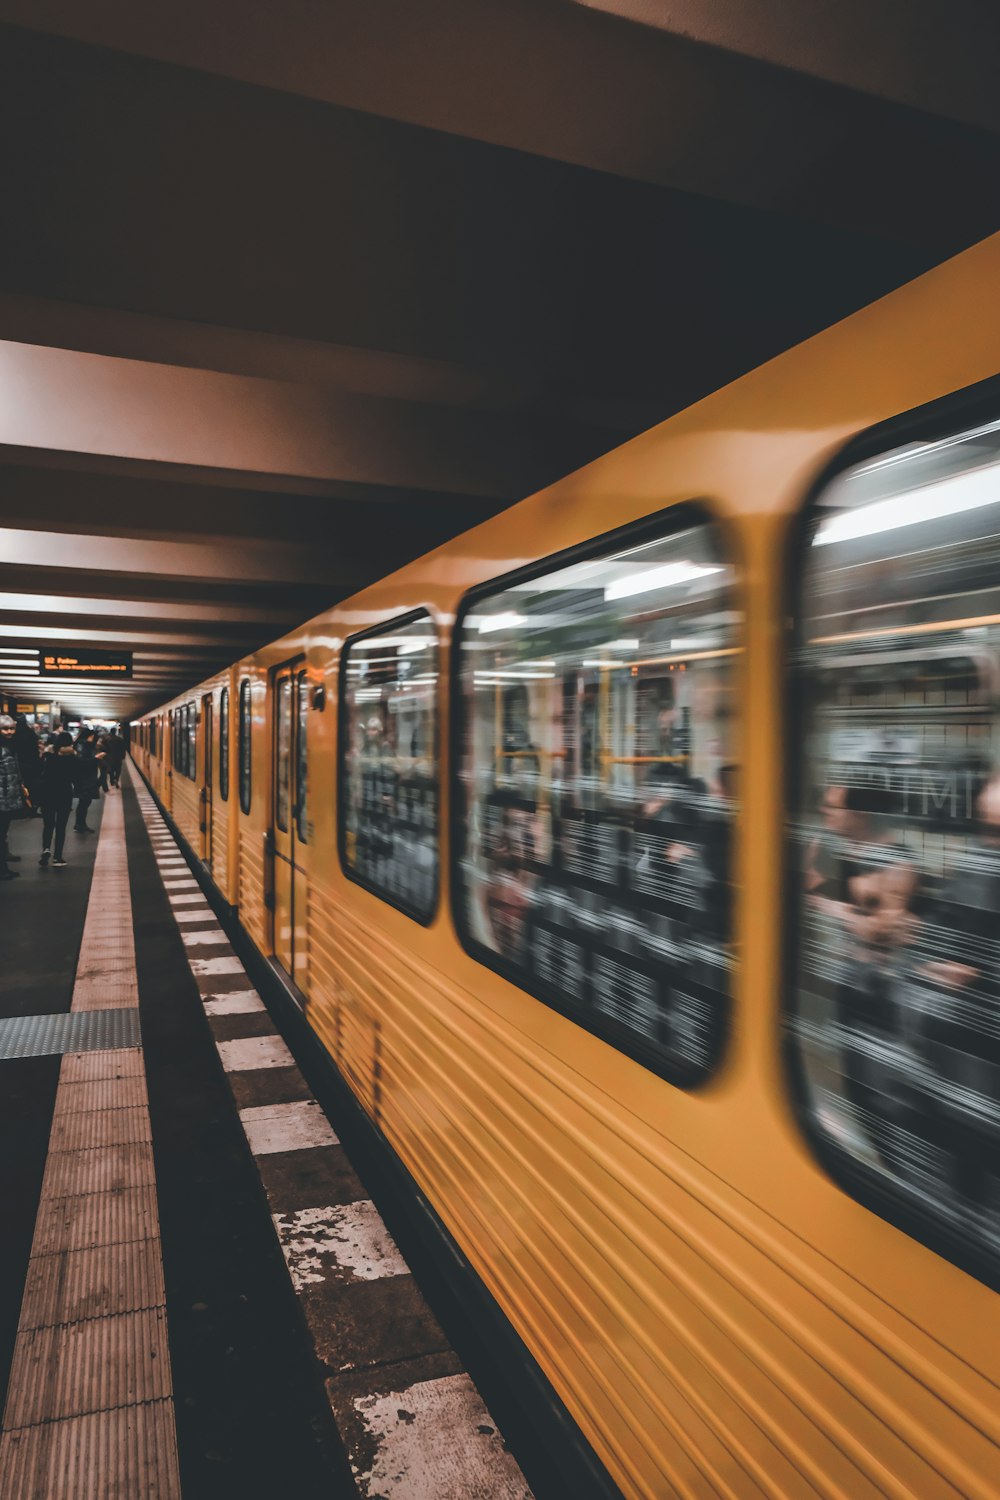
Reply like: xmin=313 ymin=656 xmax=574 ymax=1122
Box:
xmin=140 ymin=673 xmax=240 ymax=904
xmin=136 ymin=232 xmax=1000 ymax=1499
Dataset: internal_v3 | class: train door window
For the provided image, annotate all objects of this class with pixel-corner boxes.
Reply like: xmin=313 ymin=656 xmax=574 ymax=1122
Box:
xmin=219 ymin=687 xmax=229 ymax=800
xmin=187 ymin=703 xmax=197 ymax=779
xmin=296 ymin=670 xmax=309 ymax=844
xmin=339 ymin=611 xmax=439 ymax=922
xmin=792 ymin=406 xmax=1000 ymax=1281
xmin=275 ymin=675 xmax=292 ymax=832
xmin=239 ymin=679 xmax=252 ymax=815
xmin=454 ymin=512 xmax=740 ymax=1086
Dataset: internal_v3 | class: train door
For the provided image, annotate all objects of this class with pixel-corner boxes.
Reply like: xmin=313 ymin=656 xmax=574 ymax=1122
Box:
xmin=164 ymin=709 xmax=174 ymax=811
xmin=200 ymin=693 xmax=213 ymax=863
xmin=272 ymin=661 xmax=309 ymax=994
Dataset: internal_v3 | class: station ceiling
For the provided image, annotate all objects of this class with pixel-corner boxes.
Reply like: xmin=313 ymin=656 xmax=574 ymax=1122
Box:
xmin=1 ymin=0 xmax=999 ymax=718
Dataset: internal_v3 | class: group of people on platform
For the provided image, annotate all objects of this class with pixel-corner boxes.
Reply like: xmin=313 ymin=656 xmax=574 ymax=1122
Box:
xmin=0 ymin=715 xmax=126 ymax=877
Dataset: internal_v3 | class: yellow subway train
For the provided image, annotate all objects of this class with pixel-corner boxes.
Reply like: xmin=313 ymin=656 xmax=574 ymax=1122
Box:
xmin=133 ymin=231 xmax=1000 ymax=1499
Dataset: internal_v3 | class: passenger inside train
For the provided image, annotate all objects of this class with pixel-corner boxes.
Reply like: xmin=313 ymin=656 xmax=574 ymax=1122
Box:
xmin=794 ymin=413 xmax=1000 ymax=1262
xmin=456 ymin=516 xmax=739 ymax=1083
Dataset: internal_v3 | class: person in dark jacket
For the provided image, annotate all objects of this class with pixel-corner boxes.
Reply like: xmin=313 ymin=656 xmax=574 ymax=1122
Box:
xmin=38 ymin=732 xmax=77 ymax=866
xmin=104 ymin=730 xmax=126 ymax=788
xmin=73 ymin=729 xmax=104 ymax=833
xmin=0 ymin=715 xmax=24 ymax=879
xmin=96 ymin=733 xmax=110 ymax=793
xmin=13 ymin=714 xmax=41 ymax=813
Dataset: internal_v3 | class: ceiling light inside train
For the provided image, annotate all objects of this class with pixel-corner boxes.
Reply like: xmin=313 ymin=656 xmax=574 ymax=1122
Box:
xmin=814 ymin=462 xmax=999 ymax=546
xmin=603 ymin=561 xmax=721 ymax=602
xmin=353 ymin=636 xmax=432 ymax=651
xmin=474 ymin=612 xmax=527 ymax=633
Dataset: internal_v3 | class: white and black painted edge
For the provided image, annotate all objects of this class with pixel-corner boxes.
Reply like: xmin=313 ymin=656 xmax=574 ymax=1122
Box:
xmin=134 ymin=784 xmax=532 ymax=1500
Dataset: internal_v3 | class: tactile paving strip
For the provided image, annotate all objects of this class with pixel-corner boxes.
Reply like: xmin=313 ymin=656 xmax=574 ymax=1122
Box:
xmin=0 ymin=1400 xmax=181 ymax=1500
xmin=0 ymin=774 xmax=181 ymax=1499
xmin=0 ymin=1008 xmax=141 ymax=1061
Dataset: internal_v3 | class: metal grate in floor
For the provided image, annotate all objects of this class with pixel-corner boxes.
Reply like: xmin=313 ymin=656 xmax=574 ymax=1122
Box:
xmin=0 ymin=1009 xmax=142 ymax=1061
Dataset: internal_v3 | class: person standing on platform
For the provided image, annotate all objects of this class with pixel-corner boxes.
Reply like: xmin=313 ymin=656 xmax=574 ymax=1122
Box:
xmin=0 ymin=715 xmax=25 ymax=879
xmin=73 ymin=728 xmax=104 ymax=833
xmin=38 ymin=732 xmax=76 ymax=867
xmin=13 ymin=714 xmax=41 ymax=813
xmin=104 ymin=728 xmax=126 ymax=788
xmin=96 ymin=732 xmax=110 ymax=793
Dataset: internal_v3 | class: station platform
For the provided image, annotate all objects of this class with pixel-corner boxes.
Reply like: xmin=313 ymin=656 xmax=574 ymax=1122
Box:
xmin=0 ymin=763 xmax=533 ymax=1500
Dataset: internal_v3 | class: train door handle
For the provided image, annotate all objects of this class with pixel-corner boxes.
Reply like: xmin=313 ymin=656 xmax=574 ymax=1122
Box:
xmin=263 ymin=829 xmax=276 ymax=911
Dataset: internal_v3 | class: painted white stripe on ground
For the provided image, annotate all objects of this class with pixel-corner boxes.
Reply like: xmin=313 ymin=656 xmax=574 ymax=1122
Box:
xmin=203 ymin=991 xmax=264 ymax=1015
xmin=271 ymin=1201 xmax=408 ymax=1290
xmin=133 ymin=766 xmax=533 ymax=1500
xmin=189 ymin=955 xmax=244 ymax=977
xmin=180 ymin=928 xmax=229 ymax=947
xmin=168 ymin=894 xmax=209 ymax=906
xmin=162 ymin=879 xmax=198 ymax=890
xmin=350 ymin=1373 xmax=533 ymax=1500
xmin=239 ymin=1101 xmax=338 ymax=1155
xmin=216 ymin=1036 xmax=294 ymax=1072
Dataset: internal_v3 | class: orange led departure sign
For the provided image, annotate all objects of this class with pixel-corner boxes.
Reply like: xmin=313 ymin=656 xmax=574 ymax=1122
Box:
xmin=39 ymin=648 xmax=133 ymax=681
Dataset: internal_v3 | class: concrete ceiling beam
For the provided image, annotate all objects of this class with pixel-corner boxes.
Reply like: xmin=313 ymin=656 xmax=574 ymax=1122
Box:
xmin=0 ymin=624 xmax=255 ymax=648
xmin=0 ymin=523 xmax=347 ymax=590
xmin=0 ymin=293 xmax=509 ymax=409
xmin=570 ymin=0 xmax=1000 ymax=132
xmin=1 ymin=0 xmax=995 ymax=158
xmin=0 ymin=591 xmax=296 ymax=625
xmin=0 ymin=341 xmax=560 ymax=500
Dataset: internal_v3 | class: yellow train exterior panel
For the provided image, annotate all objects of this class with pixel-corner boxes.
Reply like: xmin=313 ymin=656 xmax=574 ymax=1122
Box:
xmin=134 ymin=232 xmax=1000 ymax=1500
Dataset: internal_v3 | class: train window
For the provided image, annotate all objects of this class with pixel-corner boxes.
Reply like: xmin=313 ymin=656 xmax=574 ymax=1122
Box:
xmin=338 ymin=611 xmax=439 ymax=922
xmin=454 ymin=512 xmax=740 ymax=1086
xmin=186 ymin=702 xmax=197 ymax=779
xmin=792 ymin=407 xmax=1000 ymax=1280
xmin=275 ymin=675 xmax=292 ymax=832
xmin=219 ymin=687 xmax=229 ymax=801
xmin=171 ymin=709 xmax=179 ymax=769
xmin=239 ymin=679 xmax=252 ymax=815
xmin=296 ymin=670 xmax=309 ymax=844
